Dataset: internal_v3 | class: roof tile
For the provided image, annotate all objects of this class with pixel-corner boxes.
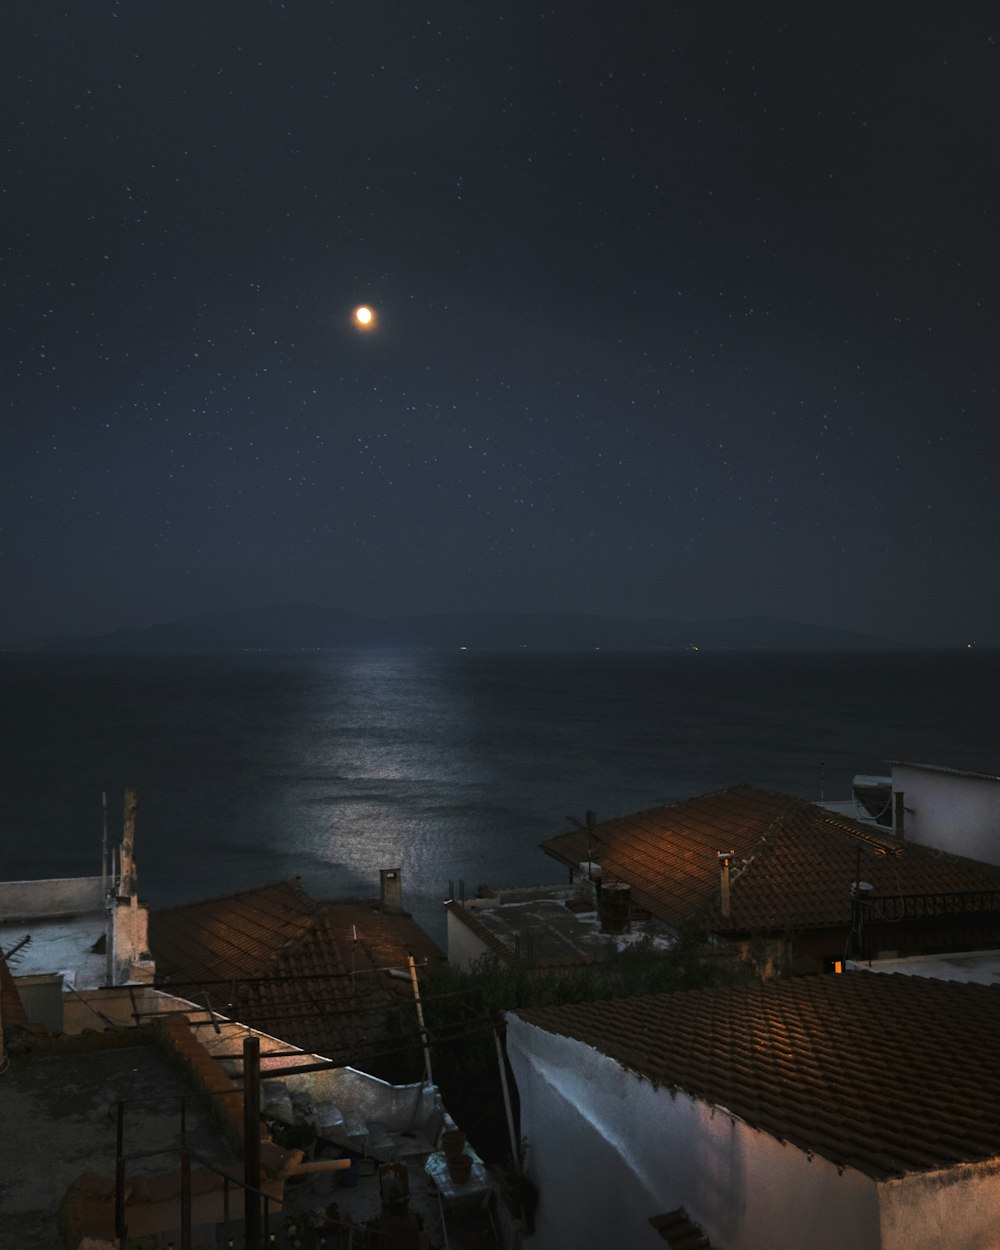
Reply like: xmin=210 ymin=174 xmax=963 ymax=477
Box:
xmin=149 ymin=880 xmax=444 ymax=1064
xmin=516 ymin=973 xmax=1000 ymax=1180
xmin=541 ymin=784 xmax=1000 ymax=934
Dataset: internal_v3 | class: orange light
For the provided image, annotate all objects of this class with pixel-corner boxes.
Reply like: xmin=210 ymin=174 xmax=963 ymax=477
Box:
xmin=353 ymin=305 xmax=375 ymax=329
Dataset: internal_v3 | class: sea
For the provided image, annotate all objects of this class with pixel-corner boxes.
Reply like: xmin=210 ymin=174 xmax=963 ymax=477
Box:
xmin=2 ymin=648 xmax=997 ymax=944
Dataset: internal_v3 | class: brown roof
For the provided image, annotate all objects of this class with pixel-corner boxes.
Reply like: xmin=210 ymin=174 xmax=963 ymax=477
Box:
xmin=515 ymin=973 xmax=1000 ymax=1180
xmin=541 ymin=784 xmax=1000 ymax=934
xmin=149 ymin=879 xmax=445 ymax=1063
xmin=149 ymin=879 xmax=320 ymax=981
xmin=319 ymin=898 xmax=445 ymax=972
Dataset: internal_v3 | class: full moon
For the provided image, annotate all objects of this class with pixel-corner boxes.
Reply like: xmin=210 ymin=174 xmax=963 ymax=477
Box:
xmin=353 ymin=305 xmax=375 ymax=329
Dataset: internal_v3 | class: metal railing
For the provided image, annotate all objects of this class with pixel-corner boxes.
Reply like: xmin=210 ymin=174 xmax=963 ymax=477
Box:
xmin=849 ymin=888 xmax=1000 ymax=961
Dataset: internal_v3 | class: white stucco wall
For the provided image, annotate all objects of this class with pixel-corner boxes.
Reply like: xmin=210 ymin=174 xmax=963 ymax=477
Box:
xmin=506 ymin=1016 xmax=880 ymax=1250
xmin=892 ymin=765 xmax=1000 ymax=865
xmin=879 ymin=1160 xmax=1000 ymax=1250
xmin=446 ymin=906 xmax=492 ymax=970
xmin=15 ymin=973 xmax=65 ymax=1031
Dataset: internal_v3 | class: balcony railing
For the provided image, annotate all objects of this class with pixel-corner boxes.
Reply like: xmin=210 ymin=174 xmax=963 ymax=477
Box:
xmin=849 ymin=888 xmax=1000 ymax=962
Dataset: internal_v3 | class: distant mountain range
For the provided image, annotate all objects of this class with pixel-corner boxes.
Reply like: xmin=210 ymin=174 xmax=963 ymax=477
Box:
xmin=6 ymin=605 xmax=907 ymax=653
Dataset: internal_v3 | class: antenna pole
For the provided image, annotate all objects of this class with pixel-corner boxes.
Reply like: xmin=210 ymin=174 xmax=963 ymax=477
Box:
xmin=101 ymin=791 xmax=109 ymax=895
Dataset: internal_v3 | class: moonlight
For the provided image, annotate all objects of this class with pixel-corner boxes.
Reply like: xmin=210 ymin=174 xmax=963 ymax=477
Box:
xmin=353 ymin=305 xmax=376 ymax=329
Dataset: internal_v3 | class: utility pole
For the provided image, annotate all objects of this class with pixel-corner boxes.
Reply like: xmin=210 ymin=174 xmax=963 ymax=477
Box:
xmin=243 ymin=1036 xmax=261 ymax=1249
xmin=408 ymin=953 xmax=433 ymax=1086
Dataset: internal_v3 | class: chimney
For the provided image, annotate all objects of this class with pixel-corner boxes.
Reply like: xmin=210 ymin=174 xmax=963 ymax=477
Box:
xmin=894 ymin=790 xmax=905 ymax=841
xmin=718 ymin=850 xmax=735 ymax=920
xmin=380 ymin=867 xmax=403 ymax=915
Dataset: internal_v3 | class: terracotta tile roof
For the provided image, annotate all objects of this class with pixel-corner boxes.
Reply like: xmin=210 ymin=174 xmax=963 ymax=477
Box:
xmin=650 ymin=1208 xmax=714 ymax=1248
xmin=149 ymin=880 xmax=444 ymax=1064
xmin=148 ymin=879 xmax=321 ymax=982
xmin=319 ymin=899 xmax=445 ymax=974
xmin=541 ymin=784 xmax=1000 ymax=934
xmin=515 ymin=972 xmax=1000 ymax=1180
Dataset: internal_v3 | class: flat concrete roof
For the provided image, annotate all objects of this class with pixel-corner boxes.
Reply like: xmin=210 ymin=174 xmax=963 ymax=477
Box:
xmin=0 ymin=1039 xmax=237 ymax=1248
xmin=848 ymin=948 xmax=1000 ymax=985
xmin=0 ymin=912 xmax=108 ymax=988
xmin=453 ymin=884 xmax=674 ymax=963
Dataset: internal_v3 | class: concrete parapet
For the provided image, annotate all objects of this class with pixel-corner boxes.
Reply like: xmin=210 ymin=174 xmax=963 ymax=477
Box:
xmin=155 ymin=1013 xmax=245 ymax=1150
xmin=0 ymin=877 xmax=105 ymax=921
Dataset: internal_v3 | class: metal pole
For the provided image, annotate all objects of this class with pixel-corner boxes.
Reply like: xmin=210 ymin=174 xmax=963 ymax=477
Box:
xmin=407 ymin=953 xmax=433 ymax=1086
xmin=101 ymin=790 xmax=109 ymax=895
xmin=243 ymin=1035 xmax=261 ymax=1250
xmin=114 ymin=1100 xmax=126 ymax=1247
xmin=586 ymin=810 xmax=596 ymax=875
xmin=437 ymin=1184 xmax=451 ymax=1250
xmin=352 ymin=923 xmax=358 ymax=1052
xmin=180 ymin=1149 xmax=192 ymax=1250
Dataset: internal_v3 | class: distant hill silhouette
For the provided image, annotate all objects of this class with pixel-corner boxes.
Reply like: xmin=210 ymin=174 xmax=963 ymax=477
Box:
xmin=5 ymin=605 xmax=906 ymax=653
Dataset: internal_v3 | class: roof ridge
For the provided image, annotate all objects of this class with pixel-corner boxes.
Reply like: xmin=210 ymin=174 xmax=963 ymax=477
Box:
xmin=514 ymin=975 xmax=1000 ymax=1181
xmin=256 ymin=903 xmax=329 ymax=975
xmin=721 ymin=794 xmax=805 ymax=895
xmin=154 ymin=877 xmax=320 ymax=917
xmin=810 ymin=805 xmax=903 ymax=855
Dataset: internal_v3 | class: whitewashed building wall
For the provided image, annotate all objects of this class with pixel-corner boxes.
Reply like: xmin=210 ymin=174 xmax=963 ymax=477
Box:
xmin=446 ymin=904 xmax=493 ymax=970
xmin=879 ymin=1162 xmax=1000 ymax=1250
xmin=892 ymin=764 xmax=1000 ymax=865
xmin=506 ymin=1016 xmax=880 ymax=1250
xmin=506 ymin=1015 xmax=1000 ymax=1250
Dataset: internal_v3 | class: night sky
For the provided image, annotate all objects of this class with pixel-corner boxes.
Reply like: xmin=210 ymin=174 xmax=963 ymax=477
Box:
xmin=4 ymin=3 xmax=998 ymax=647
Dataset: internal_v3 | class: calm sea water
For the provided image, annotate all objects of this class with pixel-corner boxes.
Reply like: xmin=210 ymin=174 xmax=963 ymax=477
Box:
xmin=1 ymin=649 xmax=997 ymax=942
